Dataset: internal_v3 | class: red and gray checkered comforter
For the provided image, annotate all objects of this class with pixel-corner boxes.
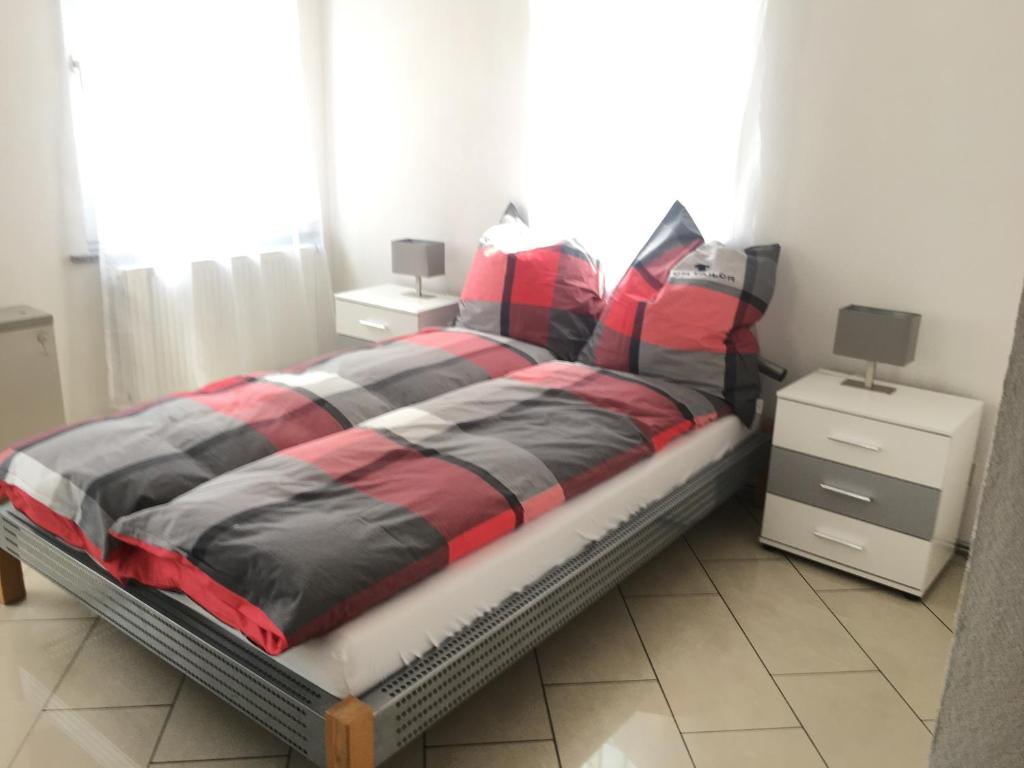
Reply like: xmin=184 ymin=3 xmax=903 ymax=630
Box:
xmin=106 ymin=361 xmax=727 ymax=654
xmin=0 ymin=328 xmax=552 ymax=560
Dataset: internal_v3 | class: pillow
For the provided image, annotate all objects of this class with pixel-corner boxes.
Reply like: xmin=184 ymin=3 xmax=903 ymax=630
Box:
xmin=456 ymin=204 xmax=604 ymax=360
xmin=579 ymin=202 xmax=779 ymax=425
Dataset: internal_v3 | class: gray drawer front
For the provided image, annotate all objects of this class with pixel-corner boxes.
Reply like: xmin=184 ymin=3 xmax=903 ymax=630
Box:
xmin=767 ymin=448 xmax=939 ymax=539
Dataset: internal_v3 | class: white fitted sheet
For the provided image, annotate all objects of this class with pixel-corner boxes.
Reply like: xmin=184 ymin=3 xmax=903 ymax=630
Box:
xmin=171 ymin=414 xmax=748 ymax=697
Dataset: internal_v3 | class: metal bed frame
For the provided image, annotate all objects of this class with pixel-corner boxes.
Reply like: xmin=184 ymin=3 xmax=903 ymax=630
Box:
xmin=0 ymin=431 xmax=769 ymax=767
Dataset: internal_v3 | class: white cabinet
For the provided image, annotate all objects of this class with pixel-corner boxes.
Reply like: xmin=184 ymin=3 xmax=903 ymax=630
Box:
xmin=0 ymin=306 xmax=66 ymax=447
xmin=761 ymin=369 xmax=982 ymax=596
xmin=334 ymin=284 xmax=459 ymax=343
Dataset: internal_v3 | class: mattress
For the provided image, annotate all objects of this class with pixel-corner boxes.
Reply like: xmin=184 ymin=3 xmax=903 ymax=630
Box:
xmin=169 ymin=413 xmax=748 ymax=698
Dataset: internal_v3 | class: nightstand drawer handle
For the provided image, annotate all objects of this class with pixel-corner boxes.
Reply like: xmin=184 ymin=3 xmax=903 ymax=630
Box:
xmin=819 ymin=483 xmax=873 ymax=503
xmin=826 ymin=435 xmax=881 ymax=452
xmin=358 ymin=319 xmax=389 ymax=331
xmin=813 ymin=530 xmax=865 ymax=551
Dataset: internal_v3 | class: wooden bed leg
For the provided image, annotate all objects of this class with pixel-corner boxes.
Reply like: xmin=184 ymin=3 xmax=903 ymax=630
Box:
xmin=325 ymin=696 xmax=374 ymax=768
xmin=0 ymin=550 xmax=26 ymax=605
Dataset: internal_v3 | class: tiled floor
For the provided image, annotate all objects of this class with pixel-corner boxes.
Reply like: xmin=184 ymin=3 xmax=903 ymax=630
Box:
xmin=0 ymin=499 xmax=964 ymax=768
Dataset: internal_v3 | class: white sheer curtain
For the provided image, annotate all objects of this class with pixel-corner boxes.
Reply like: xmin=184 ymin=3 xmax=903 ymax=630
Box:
xmin=525 ymin=0 xmax=767 ymax=283
xmin=61 ymin=0 xmax=332 ymax=406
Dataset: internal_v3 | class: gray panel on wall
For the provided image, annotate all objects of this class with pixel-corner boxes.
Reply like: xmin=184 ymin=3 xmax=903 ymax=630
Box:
xmin=931 ymin=283 xmax=1024 ymax=768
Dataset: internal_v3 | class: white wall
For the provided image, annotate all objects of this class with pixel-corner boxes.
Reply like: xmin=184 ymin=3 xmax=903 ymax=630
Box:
xmin=326 ymin=0 xmax=529 ymax=296
xmin=325 ymin=0 xmax=1022 ymax=541
xmin=0 ymin=0 xmax=108 ymax=424
xmin=750 ymin=0 xmax=1024 ymax=539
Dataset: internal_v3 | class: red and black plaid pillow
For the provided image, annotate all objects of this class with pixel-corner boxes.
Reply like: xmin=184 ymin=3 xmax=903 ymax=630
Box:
xmin=456 ymin=205 xmax=604 ymax=360
xmin=579 ymin=202 xmax=779 ymax=425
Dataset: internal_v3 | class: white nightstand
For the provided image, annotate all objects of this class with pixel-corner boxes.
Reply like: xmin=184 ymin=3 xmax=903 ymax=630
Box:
xmin=334 ymin=284 xmax=459 ymax=343
xmin=760 ymin=369 xmax=982 ymax=596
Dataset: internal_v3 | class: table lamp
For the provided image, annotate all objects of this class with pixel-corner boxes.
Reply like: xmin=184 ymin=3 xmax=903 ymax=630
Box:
xmin=833 ymin=305 xmax=921 ymax=394
xmin=391 ymin=239 xmax=445 ymax=297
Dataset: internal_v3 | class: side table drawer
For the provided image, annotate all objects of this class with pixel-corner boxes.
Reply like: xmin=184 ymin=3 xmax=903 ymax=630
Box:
xmin=773 ymin=399 xmax=950 ymax=488
xmin=335 ymin=300 xmax=420 ymax=342
xmin=768 ymin=448 xmax=940 ymax=539
xmin=762 ymin=494 xmax=930 ymax=590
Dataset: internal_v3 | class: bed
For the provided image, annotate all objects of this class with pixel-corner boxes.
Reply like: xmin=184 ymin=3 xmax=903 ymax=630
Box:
xmin=0 ymin=385 xmax=772 ymax=767
xmin=0 ymin=198 xmax=783 ymax=766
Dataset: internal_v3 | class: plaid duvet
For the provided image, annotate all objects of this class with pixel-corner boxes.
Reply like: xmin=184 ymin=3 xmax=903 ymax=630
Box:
xmin=0 ymin=328 xmax=552 ymax=559
xmin=107 ymin=361 xmax=727 ymax=654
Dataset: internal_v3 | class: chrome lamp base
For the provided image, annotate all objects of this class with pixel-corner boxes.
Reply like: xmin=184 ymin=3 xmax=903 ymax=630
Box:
xmin=841 ymin=360 xmax=896 ymax=395
xmin=402 ymin=276 xmax=434 ymax=299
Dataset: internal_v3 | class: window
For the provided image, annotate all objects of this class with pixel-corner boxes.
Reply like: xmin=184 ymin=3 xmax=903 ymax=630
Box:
xmin=61 ymin=0 xmax=321 ymax=275
xmin=525 ymin=0 xmax=766 ymax=281
xmin=60 ymin=0 xmax=331 ymax=405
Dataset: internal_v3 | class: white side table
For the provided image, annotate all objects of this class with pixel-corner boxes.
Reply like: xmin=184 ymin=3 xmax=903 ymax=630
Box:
xmin=334 ymin=284 xmax=459 ymax=344
xmin=760 ymin=369 xmax=982 ymax=596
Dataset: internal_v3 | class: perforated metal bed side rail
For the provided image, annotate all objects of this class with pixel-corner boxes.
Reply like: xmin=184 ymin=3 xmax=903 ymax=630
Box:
xmin=0 ymin=509 xmax=339 ymax=764
xmin=363 ymin=432 xmax=770 ymax=764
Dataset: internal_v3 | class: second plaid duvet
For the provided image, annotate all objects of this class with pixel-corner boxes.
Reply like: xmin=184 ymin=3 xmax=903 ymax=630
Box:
xmin=107 ymin=361 xmax=728 ymax=654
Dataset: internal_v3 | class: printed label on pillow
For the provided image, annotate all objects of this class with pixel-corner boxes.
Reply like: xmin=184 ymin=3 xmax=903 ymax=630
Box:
xmin=669 ymin=261 xmax=738 ymax=284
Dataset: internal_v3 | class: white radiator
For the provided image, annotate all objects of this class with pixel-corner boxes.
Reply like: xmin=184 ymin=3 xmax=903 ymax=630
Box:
xmin=0 ymin=306 xmax=67 ymax=446
xmin=104 ymin=246 xmax=334 ymax=405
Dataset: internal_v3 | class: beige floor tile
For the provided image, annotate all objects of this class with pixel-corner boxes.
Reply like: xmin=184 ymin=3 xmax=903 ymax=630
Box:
xmin=789 ymin=556 xmax=875 ymax=591
xmin=924 ymin=720 xmax=936 ymax=734
xmin=47 ymin=620 xmax=181 ymax=709
xmin=546 ymin=680 xmax=693 ymax=768
xmin=706 ymin=560 xmax=873 ymax=673
xmin=621 ymin=536 xmax=715 ymax=596
xmin=0 ymin=617 xmax=93 ymax=766
xmin=684 ymin=728 xmax=825 ymax=768
xmin=776 ymin=671 xmax=932 ymax=768
xmin=686 ymin=502 xmax=782 ymax=562
xmin=0 ymin=566 xmax=96 ymax=621
xmin=171 ymin=760 xmax=288 ymax=768
xmin=821 ymin=589 xmax=953 ymax=719
xmin=425 ymin=741 xmax=558 ymax=768
xmin=378 ymin=738 xmax=424 ymax=768
xmin=538 ymin=592 xmax=653 ymax=684
xmin=152 ymin=680 xmax=289 ymax=762
xmin=628 ymin=595 xmax=796 ymax=732
xmin=289 ymin=739 xmax=421 ymax=768
xmin=426 ymin=655 xmax=551 ymax=746
xmin=11 ymin=705 xmax=166 ymax=768
xmin=923 ymin=555 xmax=966 ymax=630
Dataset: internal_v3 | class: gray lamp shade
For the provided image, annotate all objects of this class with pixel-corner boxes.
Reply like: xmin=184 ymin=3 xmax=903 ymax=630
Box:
xmin=391 ymin=239 xmax=445 ymax=278
xmin=833 ymin=305 xmax=921 ymax=366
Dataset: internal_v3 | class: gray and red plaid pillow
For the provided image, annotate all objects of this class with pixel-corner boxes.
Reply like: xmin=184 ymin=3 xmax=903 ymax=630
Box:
xmin=456 ymin=205 xmax=605 ymax=360
xmin=579 ymin=202 xmax=780 ymax=425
